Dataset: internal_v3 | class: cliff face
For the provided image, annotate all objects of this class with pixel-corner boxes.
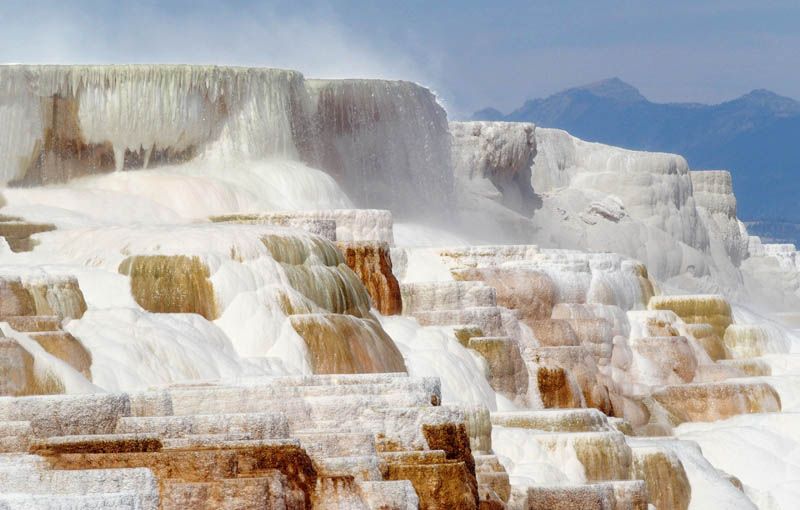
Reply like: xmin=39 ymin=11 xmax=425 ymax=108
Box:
xmin=0 ymin=65 xmax=452 ymax=217
xmin=527 ymin=128 xmax=750 ymax=293
xmin=307 ymin=79 xmax=453 ymax=215
xmin=690 ymin=170 xmax=748 ymax=267
xmin=450 ymin=121 xmax=538 ymax=216
xmin=337 ymin=241 xmax=403 ymax=316
xmin=3 ymin=64 xmax=800 ymax=509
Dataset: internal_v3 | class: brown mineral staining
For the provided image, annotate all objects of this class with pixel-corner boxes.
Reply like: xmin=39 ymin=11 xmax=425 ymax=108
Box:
xmin=491 ymin=409 xmax=609 ymax=433
xmin=453 ymin=267 xmax=555 ymax=325
xmin=37 ymin=440 xmax=318 ymax=509
xmin=0 ymin=337 xmax=37 ymax=396
xmin=453 ymin=326 xmax=484 ymax=347
xmin=633 ymin=262 xmax=656 ymax=305
xmin=274 ymin=288 xmax=315 ymax=316
xmin=468 ymin=336 xmax=529 ymax=404
xmin=684 ymin=323 xmax=728 ymax=361
xmin=0 ymin=335 xmax=72 ymax=396
xmin=289 ymin=314 xmax=406 ymax=374
xmin=531 ymin=432 xmax=632 ymax=482
xmin=536 ymin=366 xmax=583 ymax=408
xmin=724 ymin=325 xmax=775 ymax=358
xmin=119 ymin=255 xmax=218 ymax=320
xmin=422 ymin=423 xmax=476 ymax=475
xmin=517 ymin=484 xmax=616 ymax=510
xmin=13 ymin=95 xmax=117 ymax=185
xmin=567 ymin=318 xmax=613 ymax=346
xmin=475 ymin=454 xmax=511 ymax=503
xmin=633 ymin=336 xmax=698 ymax=383
xmin=25 ymin=279 xmax=88 ymax=320
xmin=632 ymin=447 xmax=691 ymax=510
xmin=652 ymin=381 xmax=781 ymax=425
xmin=0 ymin=220 xmax=56 ymax=252
xmin=648 ymin=295 xmax=732 ymax=339
xmin=0 ymin=279 xmax=36 ymax=316
xmin=337 ymin=241 xmax=402 ymax=315
xmin=30 ymin=434 xmax=163 ymax=455
xmin=28 ymin=371 xmax=66 ymax=396
xmin=645 ymin=317 xmax=680 ymax=337
xmin=261 ymin=234 xmax=343 ymax=266
xmin=1 ymin=315 xmax=62 ymax=332
xmin=718 ymin=358 xmax=771 ymax=376
xmin=0 ymin=275 xmax=91 ymax=395
xmin=281 ymin=263 xmax=371 ymax=318
xmin=527 ymin=346 xmax=612 ymax=414
xmin=12 ymin=93 xmax=198 ymax=186
xmin=384 ymin=460 xmax=478 ymax=510
xmin=530 ymin=320 xmax=580 ymax=347
xmin=29 ymin=331 xmax=93 ymax=379
xmin=383 ymin=429 xmax=479 ymax=510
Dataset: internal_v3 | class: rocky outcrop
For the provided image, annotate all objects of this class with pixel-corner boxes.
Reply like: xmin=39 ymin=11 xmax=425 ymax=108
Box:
xmin=491 ymin=408 xmax=685 ymax=510
xmin=450 ymin=121 xmax=539 ymax=215
xmin=630 ymin=445 xmax=691 ymax=510
xmin=119 ymin=255 xmax=218 ymax=320
xmin=531 ymin=128 xmax=712 ymax=282
xmin=289 ymin=314 xmax=406 ymax=374
xmin=337 ymin=241 xmax=402 ymax=316
xmin=0 ymin=275 xmax=92 ymax=395
xmin=648 ymin=294 xmax=732 ymax=339
xmin=0 ymin=215 xmax=56 ymax=252
xmin=0 ymin=373 xmax=486 ymax=509
xmin=1 ymin=64 xmax=797 ymax=509
xmin=691 ymin=170 xmax=748 ymax=267
xmin=0 ymin=276 xmax=86 ymax=320
xmin=0 ymin=66 xmax=453 ymax=216
xmin=651 ymin=381 xmax=781 ymax=425
xmin=211 ymin=209 xmax=395 ymax=244
xmin=452 ymin=267 xmax=555 ymax=326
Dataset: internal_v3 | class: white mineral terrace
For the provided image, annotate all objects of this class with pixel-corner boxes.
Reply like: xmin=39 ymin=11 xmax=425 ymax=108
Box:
xmin=0 ymin=64 xmax=798 ymax=509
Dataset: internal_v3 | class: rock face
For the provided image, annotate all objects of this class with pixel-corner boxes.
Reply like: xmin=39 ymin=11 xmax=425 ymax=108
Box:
xmin=0 ymin=215 xmax=56 ymax=252
xmin=113 ymin=227 xmax=405 ymax=377
xmin=690 ymin=170 xmax=748 ymax=267
xmin=289 ymin=314 xmax=406 ymax=374
xmin=211 ymin=209 xmax=395 ymax=244
xmin=630 ymin=445 xmax=691 ymax=510
xmin=337 ymin=241 xmax=402 ymax=316
xmin=0 ymin=65 xmax=453 ymax=216
xmin=491 ymin=408 xmax=685 ymax=510
xmin=307 ymin=79 xmax=453 ymax=216
xmin=0 ymin=64 xmax=797 ymax=509
xmin=648 ymin=294 xmax=732 ymax=339
xmin=652 ymin=381 xmax=781 ymax=425
xmin=0 ymin=373 xmax=483 ymax=509
xmin=453 ymin=267 xmax=555 ymax=327
xmin=119 ymin=255 xmax=218 ymax=320
xmin=531 ymin=128 xmax=711 ymax=281
xmin=450 ymin=121 xmax=539 ymax=216
xmin=0 ymin=275 xmax=92 ymax=395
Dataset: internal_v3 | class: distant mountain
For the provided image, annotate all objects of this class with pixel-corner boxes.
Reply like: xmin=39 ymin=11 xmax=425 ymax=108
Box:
xmin=473 ymin=78 xmax=800 ymax=244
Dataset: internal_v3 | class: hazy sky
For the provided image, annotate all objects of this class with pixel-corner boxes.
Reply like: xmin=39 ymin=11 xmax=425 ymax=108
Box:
xmin=1 ymin=0 xmax=798 ymax=117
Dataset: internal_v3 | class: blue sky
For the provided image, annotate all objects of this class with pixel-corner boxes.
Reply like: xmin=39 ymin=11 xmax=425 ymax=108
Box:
xmin=1 ymin=1 xmax=797 ymax=116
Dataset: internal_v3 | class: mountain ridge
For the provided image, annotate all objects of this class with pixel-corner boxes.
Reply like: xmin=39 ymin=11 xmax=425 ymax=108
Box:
xmin=473 ymin=78 xmax=800 ymax=243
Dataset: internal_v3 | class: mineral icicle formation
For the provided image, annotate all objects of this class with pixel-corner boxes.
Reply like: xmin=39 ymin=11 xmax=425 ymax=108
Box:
xmin=0 ymin=65 xmax=799 ymax=509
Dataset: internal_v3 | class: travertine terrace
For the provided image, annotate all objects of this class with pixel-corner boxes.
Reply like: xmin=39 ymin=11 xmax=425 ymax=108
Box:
xmin=0 ymin=65 xmax=799 ymax=509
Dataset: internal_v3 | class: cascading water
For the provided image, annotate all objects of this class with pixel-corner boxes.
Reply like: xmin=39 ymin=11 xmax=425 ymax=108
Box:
xmin=1 ymin=64 xmax=799 ymax=509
